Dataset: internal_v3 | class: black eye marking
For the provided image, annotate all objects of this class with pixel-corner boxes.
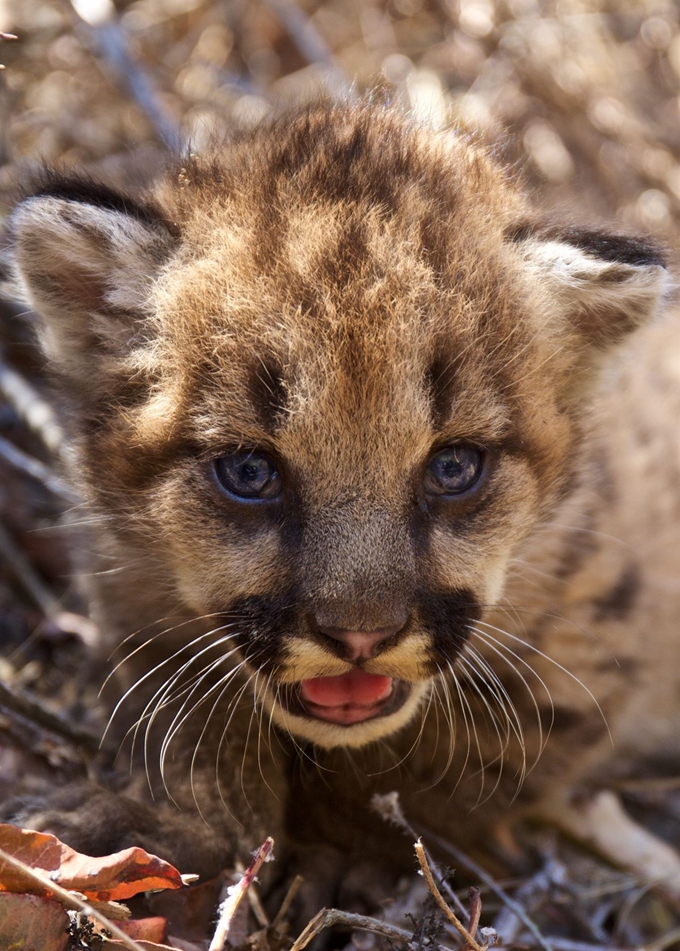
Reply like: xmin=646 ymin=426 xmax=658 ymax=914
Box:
xmin=424 ymin=445 xmax=483 ymax=497
xmin=214 ymin=451 xmax=282 ymax=501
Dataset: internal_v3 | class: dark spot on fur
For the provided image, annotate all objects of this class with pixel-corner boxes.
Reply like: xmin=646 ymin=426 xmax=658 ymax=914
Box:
xmin=593 ymin=564 xmax=641 ymax=622
xmin=418 ymin=589 xmax=478 ymax=662
xmin=223 ymin=593 xmax=299 ymax=671
xmin=555 ymin=508 xmax=599 ymax=581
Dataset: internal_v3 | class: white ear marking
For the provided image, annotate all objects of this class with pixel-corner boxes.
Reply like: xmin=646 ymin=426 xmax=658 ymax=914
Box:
xmin=9 ymin=191 xmax=176 ymax=382
xmin=516 ymin=236 xmax=669 ymax=347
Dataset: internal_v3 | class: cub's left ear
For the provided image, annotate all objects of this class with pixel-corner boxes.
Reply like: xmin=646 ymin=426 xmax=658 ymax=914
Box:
xmin=509 ymin=225 xmax=669 ymax=348
xmin=8 ymin=175 xmax=178 ymax=384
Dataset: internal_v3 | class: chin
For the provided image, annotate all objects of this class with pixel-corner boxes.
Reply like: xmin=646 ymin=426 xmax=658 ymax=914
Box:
xmin=261 ymin=680 xmax=431 ymax=749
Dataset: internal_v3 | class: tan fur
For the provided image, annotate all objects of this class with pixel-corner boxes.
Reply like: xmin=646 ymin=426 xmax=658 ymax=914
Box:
xmin=6 ymin=103 xmax=680 ymax=897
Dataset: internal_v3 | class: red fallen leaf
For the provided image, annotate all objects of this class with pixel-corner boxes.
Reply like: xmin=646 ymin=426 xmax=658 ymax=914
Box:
xmin=0 ymin=823 xmax=184 ymax=900
xmin=0 ymin=892 xmax=70 ymax=951
xmin=118 ymin=916 xmax=168 ymax=942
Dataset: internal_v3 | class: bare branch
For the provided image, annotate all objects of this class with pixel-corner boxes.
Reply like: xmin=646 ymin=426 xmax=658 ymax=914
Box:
xmin=209 ymin=837 xmax=275 ymax=951
xmin=0 ymin=359 xmax=63 ymax=456
xmin=271 ymin=873 xmax=303 ymax=932
xmin=424 ymin=829 xmax=553 ymax=951
xmin=0 ymin=678 xmax=100 ymax=758
xmin=0 ymin=522 xmax=99 ymax=646
xmin=262 ymin=0 xmax=353 ymax=99
xmin=415 ymin=840 xmax=484 ymax=951
xmin=371 ymin=792 xmax=470 ymax=921
xmin=67 ymin=0 xmax=181 ymax=150
xmin=0 ymin=433 xmax=76 ymax=501
xmin=290 ymin=907 xmax=415 ymax=951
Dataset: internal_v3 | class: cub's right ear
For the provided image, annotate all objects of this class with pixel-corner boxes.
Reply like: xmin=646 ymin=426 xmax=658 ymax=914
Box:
xmin=9 ymin=177 xmax=178 ymax=384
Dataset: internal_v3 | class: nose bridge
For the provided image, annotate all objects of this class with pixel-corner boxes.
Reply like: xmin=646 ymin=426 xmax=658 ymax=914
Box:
xmin=301 ymin=499 xmax=415 ymax=630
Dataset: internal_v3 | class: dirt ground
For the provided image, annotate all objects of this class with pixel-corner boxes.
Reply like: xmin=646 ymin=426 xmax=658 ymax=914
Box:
xmin=0 ymin=1 xmax=679 ymax=949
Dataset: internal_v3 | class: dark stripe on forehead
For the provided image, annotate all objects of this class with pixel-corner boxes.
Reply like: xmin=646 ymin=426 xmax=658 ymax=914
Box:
xmin=248 ymin=359 xmax=287 ymax=431
xmin=426 ymin=354 xmax=459 ymax=430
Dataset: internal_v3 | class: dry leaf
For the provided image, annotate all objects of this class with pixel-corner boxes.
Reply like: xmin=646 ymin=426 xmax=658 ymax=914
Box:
xmin=0 ymin=823 xmax=183 ymax=900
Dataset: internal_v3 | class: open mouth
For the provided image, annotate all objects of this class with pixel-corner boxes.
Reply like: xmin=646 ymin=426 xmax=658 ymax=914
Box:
xmin=282 ymin=668 xmax=412 ymax=726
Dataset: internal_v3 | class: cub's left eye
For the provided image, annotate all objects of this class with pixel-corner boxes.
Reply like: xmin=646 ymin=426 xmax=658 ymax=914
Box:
xmin=424 ymin=445 xmax=483 ymax=497
xmin=214 ymin=451 xmax=282 ymax=501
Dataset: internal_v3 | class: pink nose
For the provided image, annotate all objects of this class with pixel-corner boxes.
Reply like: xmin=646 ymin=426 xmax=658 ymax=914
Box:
xmin=320 ymin=626 xmax=401 ymax=660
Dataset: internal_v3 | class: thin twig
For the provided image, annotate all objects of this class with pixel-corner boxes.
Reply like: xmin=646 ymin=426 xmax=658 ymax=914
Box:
xmin=371 ymin=792 xmax=470 ymax=921
xmin=0 ymin=433 xmax=76 ymax=500
xmin=424 ymin=829 xmax=553 ymax=951
xmin=493 ymin=855 xmax=565 ymax=946
xmin=536 ymin=940 xmax=627 ymax=951
xmin=0 ymin=521 xmax=98 ymax=645
xmin=235 ymin=856 xmax=269 ymax=928
xmin=262 ymin=0 xmax=352 ymax=98
xmin=209 ymin=837 xmax=275 ymax=951
xmin=0 ymin=679 xmax=100 ymax=754
xmin=0 ymin=846 xmax=146 ymax=951
xmin=271 ymin=873 xmax=304 ymax=932
xmin=290 ymin=907 xmax=415 ymax=951
xmin=416 ymin=840 xmax=485 ymax=951
xmin=67 ymin=0 xmax=181 ymax=149
xmin=0 ymin=359 xmax=63 ymax=455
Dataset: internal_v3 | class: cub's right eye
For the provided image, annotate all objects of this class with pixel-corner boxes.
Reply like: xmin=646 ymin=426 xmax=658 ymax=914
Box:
xmin=214 ymin=451 xmax=282 ymax=501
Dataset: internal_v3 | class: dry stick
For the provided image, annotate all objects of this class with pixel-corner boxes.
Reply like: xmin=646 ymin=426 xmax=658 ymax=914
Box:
xmin=416 ymin=840 xmax=485 ymax=951
xmin=262 ymin=0 xmax=353 ymax=98
xmin=234 ymin=856 xmax=269 ymax=928
xmin=0 ymin=846 xmax=147 ymax=951
xmin=532 ymin=941 xmax=625 ymax=951
xmin=0 ymin=678 xmax=100 ymax=755
xmin=0 ymin=521 xmax=99 ymax=645
xmin=270 ymin=873 xmax=304 ymax=932
xmin=424 ymin=830 xmax=553 ymax=951
xmin=209 ymin=837 xmax=275 ymax=951
xmin=66 ymin=0 xmax=181 ymax=149
xmin=289 ymin=907 xmax=415 ymax=951
xmin=371 ymin=792 xmax=470 ymax=921
xmin=0 ymin=359 xmax=63 ymax=456
xmin=0 ymin=433 xmax=76 ymax=501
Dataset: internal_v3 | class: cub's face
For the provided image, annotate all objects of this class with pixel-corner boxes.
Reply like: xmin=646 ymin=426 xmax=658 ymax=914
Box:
xmin=9 ymin=106 xmax=666 ymax=749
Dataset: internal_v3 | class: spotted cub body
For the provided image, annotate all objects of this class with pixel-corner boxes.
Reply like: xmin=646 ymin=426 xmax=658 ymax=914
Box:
xmin=7 ymin=104 xmax=680 ymax=899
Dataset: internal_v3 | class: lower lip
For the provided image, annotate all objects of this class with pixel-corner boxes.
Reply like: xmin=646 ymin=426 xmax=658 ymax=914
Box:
xmin=302 ymin=699 xmax=391 ymax=724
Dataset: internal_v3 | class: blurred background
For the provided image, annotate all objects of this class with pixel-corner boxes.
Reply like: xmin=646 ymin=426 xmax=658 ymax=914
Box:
xmin=0 ymin=0 xmax=679 ymax=234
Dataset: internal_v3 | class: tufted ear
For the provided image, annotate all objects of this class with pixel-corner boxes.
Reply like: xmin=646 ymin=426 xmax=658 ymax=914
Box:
xmin=509 ymin=225 xmax=669 ymax=349
xmin=9 ymin=177 xmax=178 ymax=386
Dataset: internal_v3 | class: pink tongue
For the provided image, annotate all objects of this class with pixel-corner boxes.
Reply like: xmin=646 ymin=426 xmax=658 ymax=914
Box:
xmin=301 ymin=669 xmax=393 ymax=707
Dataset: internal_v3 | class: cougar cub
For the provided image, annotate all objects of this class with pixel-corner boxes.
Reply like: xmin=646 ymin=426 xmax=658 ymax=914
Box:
xmin=7 ymin=103 xmax=680 ymax=905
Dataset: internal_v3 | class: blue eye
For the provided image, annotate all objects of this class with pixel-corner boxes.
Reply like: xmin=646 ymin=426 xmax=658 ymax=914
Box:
xmin=424 ymin=446 xmax=483 ymax=496
xmin=214 ymin=451 xmax=282 ymax=500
